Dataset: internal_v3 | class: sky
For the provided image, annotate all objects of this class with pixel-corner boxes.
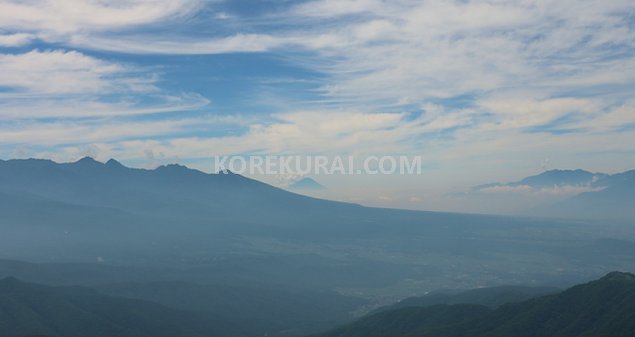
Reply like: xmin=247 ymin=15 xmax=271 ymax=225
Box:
xmin=1 ymin=0 xmax=635 ymax=211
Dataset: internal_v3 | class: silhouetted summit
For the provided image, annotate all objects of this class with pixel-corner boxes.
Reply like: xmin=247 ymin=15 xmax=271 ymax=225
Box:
xmin=600 ymin=271 xmax=635 ymax=282
xmin=0 ymin=157 xmax=359 ymax=232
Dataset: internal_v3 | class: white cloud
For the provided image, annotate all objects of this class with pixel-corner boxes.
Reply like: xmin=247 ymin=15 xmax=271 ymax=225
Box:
xmin=479 ymin=185 xmax=534 ymax=194
xmin=535 ymin=185 xmax=607 ymax=196
xmin=0 ymin=119 xmax=185 ymax=145
xmin=0 ymin=49 xmax=209 ymax=119
xmin=575 ymin=100 xmax=635 ymax=131
xmin=207 ymin=110 xmax=415 ymax=155
xmin=317 ymin=1 xmax=631 ymax=104
xmin=0 ymin=32 xmax=34 ymax=46
xmin=0 ymin=49 xmax=153 ymax=95
xmin=68 ymin=33 xmax=293 ymax=55
xmin=477 ymin=96 xmax=602 ymax=129
xmin=477 ymin=183 xmax=606 ymax=196
xmin=0 ymin=94 xmax=209 ymax=120
xmin=0 ymin=0 xmax=203 ymax=36
xmin=0 ymin=114 xmax=244 ymax=146
xmin=291 ymin=0 xmax=384 ymax=17
xmin=13 ymin=110 xmax=419 ymax=163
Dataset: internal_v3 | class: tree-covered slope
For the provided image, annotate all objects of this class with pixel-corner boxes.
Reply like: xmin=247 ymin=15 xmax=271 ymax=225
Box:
xmin=315 ymin=272 xmax=635 ymax=337
xmin=0 ymin=277 xmax=225 ymax=337
xmin=376 ymin=285 xmax=559 ymax=313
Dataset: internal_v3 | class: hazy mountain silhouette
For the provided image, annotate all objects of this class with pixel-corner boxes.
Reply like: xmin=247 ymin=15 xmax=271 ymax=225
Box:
xmin=473 ymin=169 xmax=607 ymax=191
xmin=546 ymin=170 xmax=635 ymax=219
xmin=0 ymin=277 xmax=226 ymax=337
xmin=2 ymin=157 xmax=635 ymax=310
xmin=470 ymin=168 xmax=635 ymax=220
xmin=0 ymin=157 xmax=350 ymax=213
xmin=514 ymin=169 xmax=608 ymax=187
xmin=289 ymin=177 xmax=326 ymax=191
xmin=0 ymin=259 xmax=366 ymax=337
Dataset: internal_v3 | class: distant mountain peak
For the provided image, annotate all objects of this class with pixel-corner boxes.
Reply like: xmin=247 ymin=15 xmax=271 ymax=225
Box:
xmin=472 ymin=168 xmax=608 ymax=193
xmin=75 ymin=156 xmax=102 ymax=166
xmin=105 ymin=158 xmax=125 ymax=168
xmin=289 ymin=177 xmax=326 ymax=191
xmin=156 ymin=163 xmax=187 ymax=170
xmin=518 ymin=168 xmax=601 ymax=185
xmin=217 ymin=169 xmax=236 ymax=175
xmin=600 ymin=271 xmax=635 ymax=282
xmin=543 ymin=168 xmax=590 ymax=173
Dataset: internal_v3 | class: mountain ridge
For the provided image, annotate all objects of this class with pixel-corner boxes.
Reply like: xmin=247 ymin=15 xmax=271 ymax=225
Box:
xmin=468 ymin=168 xmax=635 ymax=220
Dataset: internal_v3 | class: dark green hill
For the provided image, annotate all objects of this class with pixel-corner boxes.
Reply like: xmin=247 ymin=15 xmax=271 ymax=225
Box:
xmin=314 ymin=272 xmax=635 ymax=337
xmin=97 ymin=281 xmax=366 ymax=337
xmin=314 ymin=304 xmax=491 ymax=337
xmin=0 ymin=259 xmax=365 ymax=337
xmin=376 ymin=285 xmax=559 ymax=313
xmin=0 ymin=277 xmax=225 ymax=337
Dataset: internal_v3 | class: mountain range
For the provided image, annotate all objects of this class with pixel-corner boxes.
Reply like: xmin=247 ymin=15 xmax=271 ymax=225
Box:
xmin=1 ymin=158 xmax=634 ymax=285
xmin=2 ymin=157 xmax=635 ymax=336
xmin=469 ymin=169 xmax=635 ymax=219
xmin=2 ymin=272 xmax=633 ymax=337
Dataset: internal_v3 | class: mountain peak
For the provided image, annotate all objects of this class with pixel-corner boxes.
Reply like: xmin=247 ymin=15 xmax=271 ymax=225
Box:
xmin=156 ymin=163 xmax=187 ymax=170
xmin=155 ymin=164 xmax=194 ymax=174
xmin=516 ymin=168 xmax=602 ymax=188
xmin=540 ymin=168 xmax=593 ymax=176
xmin=600 ymin=271 xmax=635 ymax=283
xmin=75 ymin=156 xmax=101 ymax=165
xmin=105 ymin=158 xmax=125 ymax=168
xmin=289 ymin=177 xmax=326 ymax=191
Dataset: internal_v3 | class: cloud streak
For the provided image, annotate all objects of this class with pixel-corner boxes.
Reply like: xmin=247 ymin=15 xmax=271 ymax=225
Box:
xmin=0 ymin=49 xmax=153 ymax=95
xmin=0 ymin=0 xmax=203 ymax=36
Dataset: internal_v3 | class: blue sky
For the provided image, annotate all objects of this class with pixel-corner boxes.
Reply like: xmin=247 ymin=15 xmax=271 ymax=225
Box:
xmin=1 ymin=0 xmax=635 ymax=211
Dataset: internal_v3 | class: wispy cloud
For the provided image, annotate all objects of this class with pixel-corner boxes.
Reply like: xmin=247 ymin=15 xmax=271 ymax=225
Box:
xmin=0 ymin=49 xmax=153 ymax=95
xmin=0 ymin=49 xmax=208 ymax=121
xmin=0 ymin=32 xmax=34 ymax=46
xmin=0 ymin=114 xmax=241 ymax=146
xmin=68 ymin=33 xmax=293 ymax=54
xmin=0 ymin=0 xmax=203 ymax=36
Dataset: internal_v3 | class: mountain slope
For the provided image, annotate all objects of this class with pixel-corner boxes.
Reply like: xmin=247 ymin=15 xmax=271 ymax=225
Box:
xmin=2 ymin=157 xmax=635 ymax=302
xmin=470 ymin=168 xmax=635 ymax=220
xmin=0 ymin=157 xmax=370 ymax=263
xmin=549 ymin=170 xmax=635 ymax=220
xmin=0 ymin=259 xmax=366 ymax=337
xmin=0 ymin=157 xmax=357 ymax=223
xmin=314 ymin=272 xmax=635 ymax=337
xmin=0 ymin=277 xmax=226 ymax=337
xmin=376 ymin=285 xmax=559 ymax=312
xmin=473 ymin=169 xmax=607 ymax=191
xmin=314 ymin=304 xmax=491 ymax=337
xmin=98 ymin=281 xmax=365 ymax=337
